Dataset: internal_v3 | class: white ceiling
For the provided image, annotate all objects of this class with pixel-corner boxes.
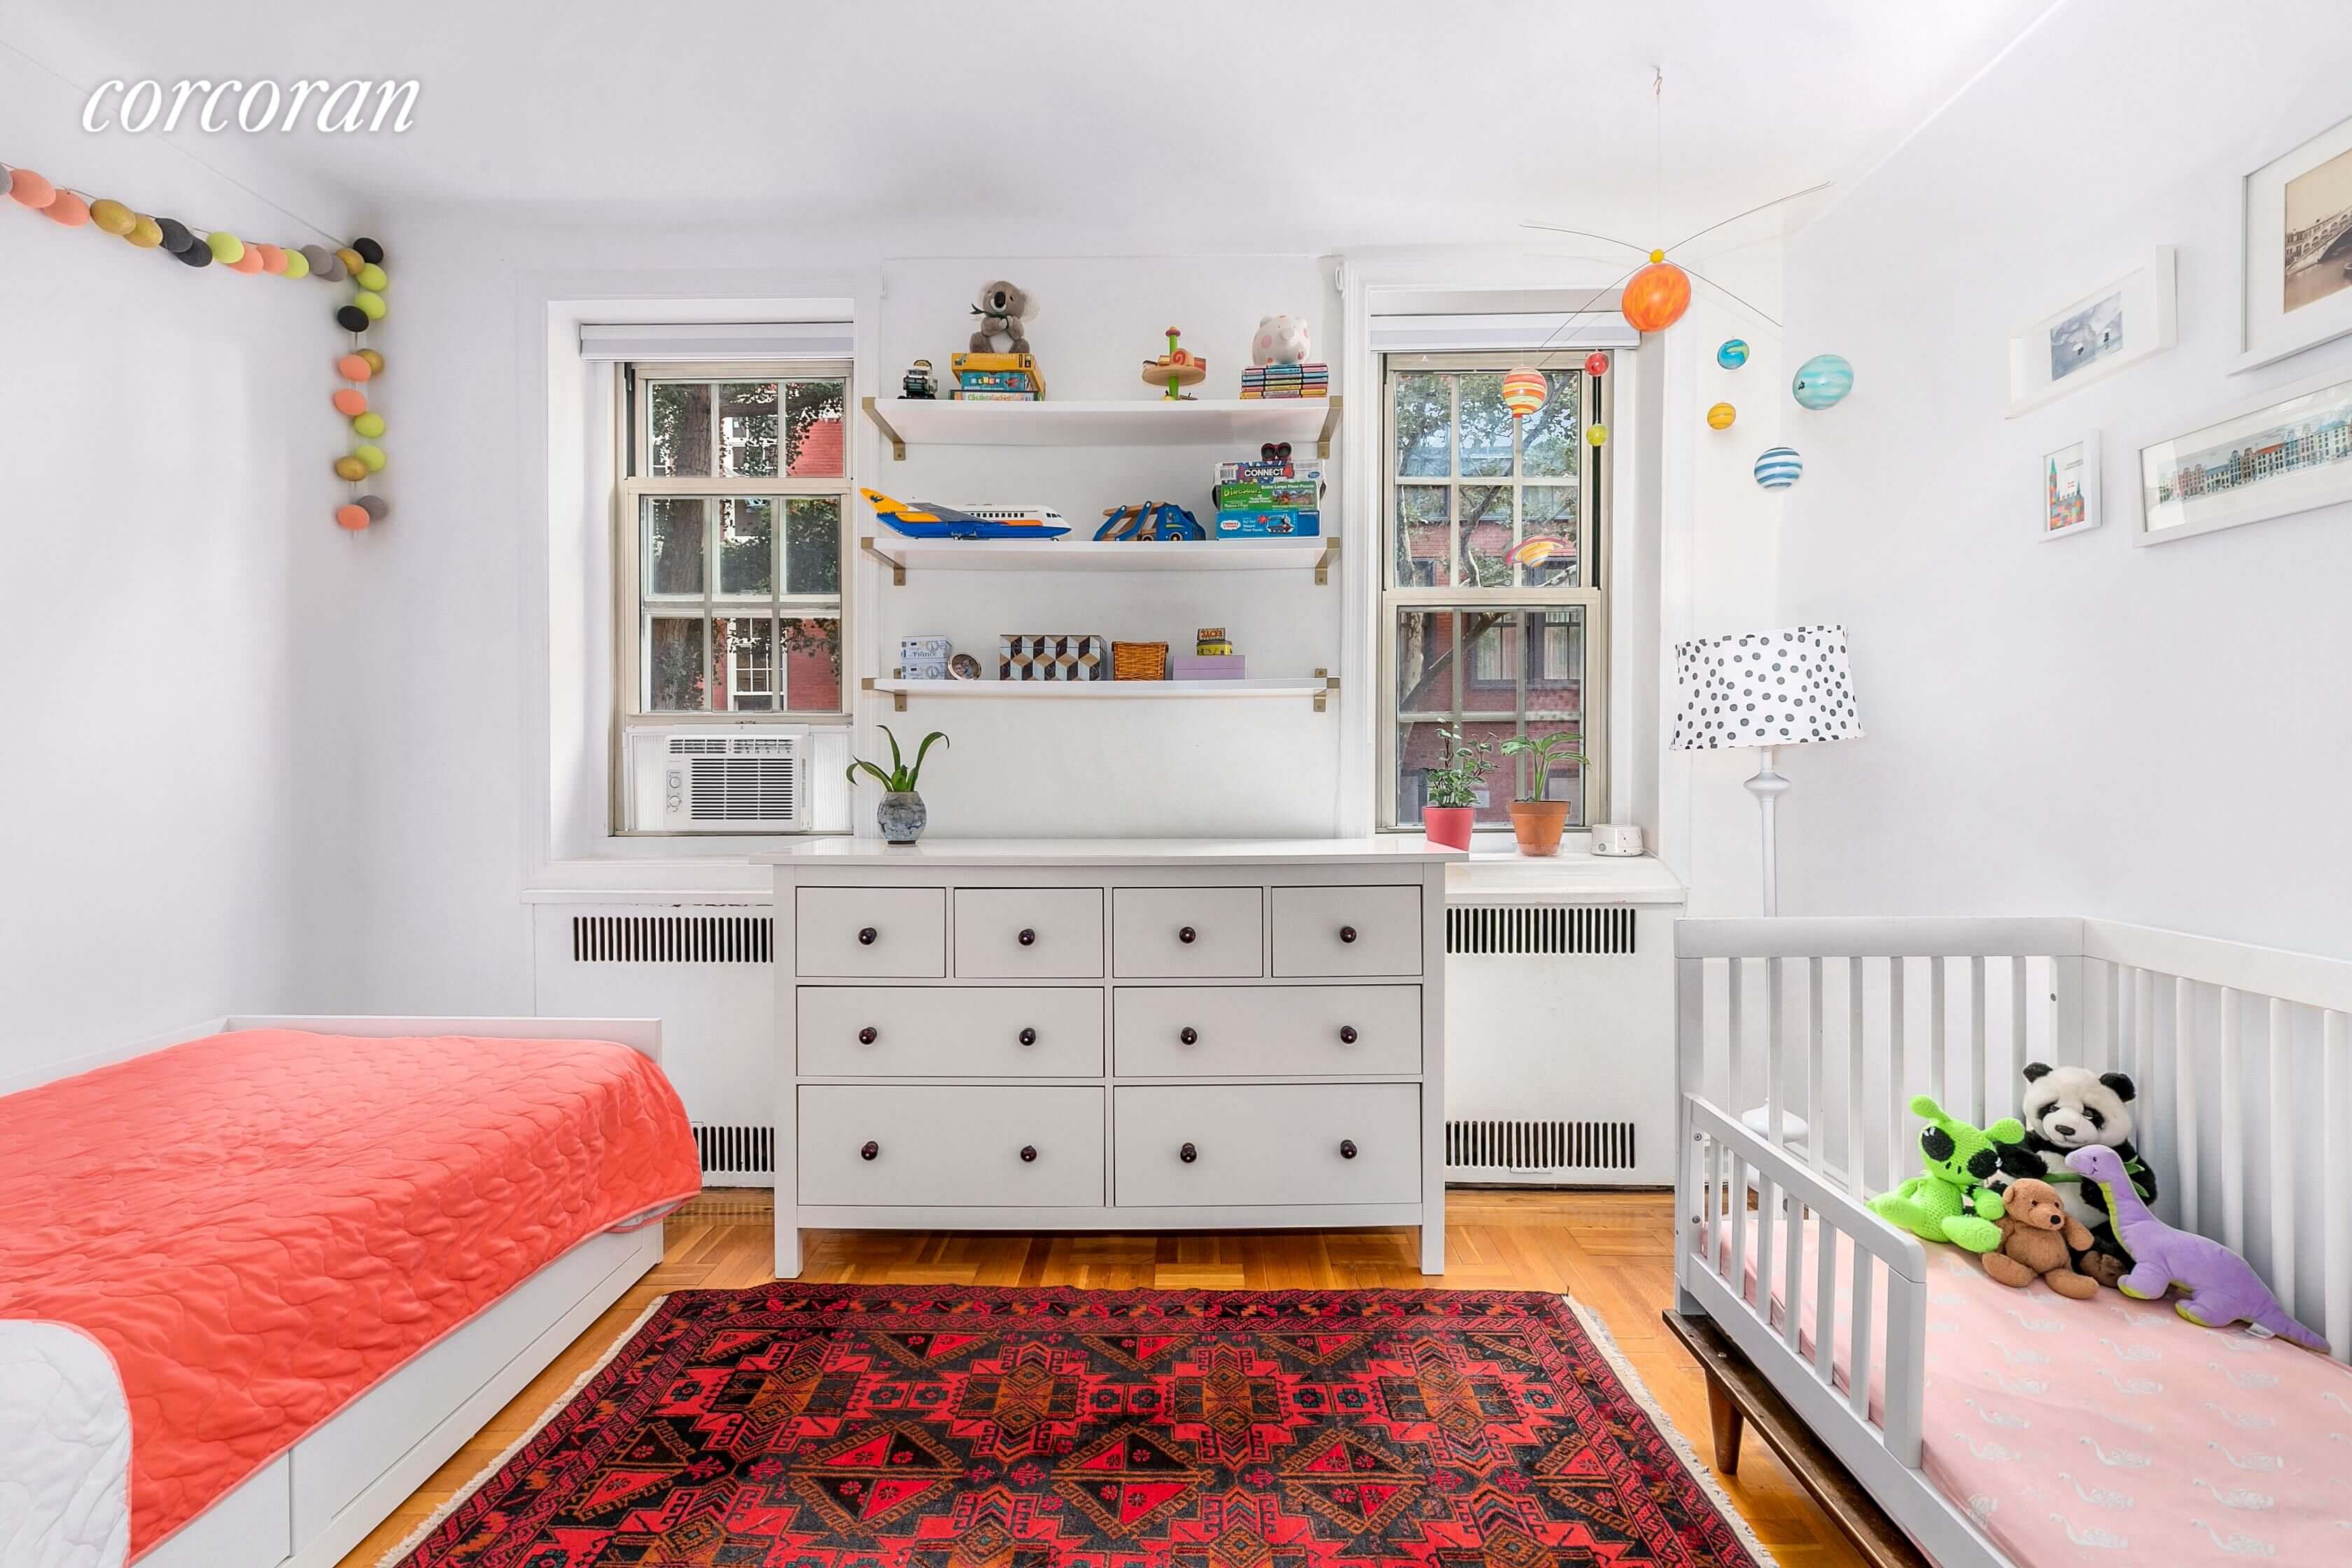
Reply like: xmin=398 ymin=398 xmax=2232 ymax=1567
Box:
xmin=17 ymin=0 xmax=2061 ymax=255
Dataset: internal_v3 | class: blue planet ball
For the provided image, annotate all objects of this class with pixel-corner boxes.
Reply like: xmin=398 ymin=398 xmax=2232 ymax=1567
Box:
xmin=1792 ymin=353 xmax=1854 ymax=410
xmin=1754 ymin=447 xmax=1804 ymax=489
xmin=1716 ymin=339 xmax=1749 ymax=370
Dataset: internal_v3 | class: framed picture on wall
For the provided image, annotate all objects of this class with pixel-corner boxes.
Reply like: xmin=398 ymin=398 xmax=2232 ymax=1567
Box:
xmin=2234 ymin=112 xmax=2352 ymax=373
xmin=2132 ymin=368 xmax=2352 ymax=545
xmin=2039 ymin=431 xmax=2101 ymax=540
xmin=2003 ymin=248 xmax=2176 ymax=417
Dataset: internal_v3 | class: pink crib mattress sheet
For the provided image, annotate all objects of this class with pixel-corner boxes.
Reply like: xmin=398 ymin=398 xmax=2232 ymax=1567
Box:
xmin=1698 ymin=1214 xmax=2352 ymax=1564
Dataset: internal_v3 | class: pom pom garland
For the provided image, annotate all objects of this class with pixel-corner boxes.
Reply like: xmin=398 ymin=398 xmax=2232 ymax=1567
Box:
xmin=354 ymin=262 xmax=386 ymax=291
xmin=43 ymin=191 xmax=91 ymax=227
xmin=90 ymin=198 xmax=135 ymax=235
xmin=351 ymin=412 xmax=385 ymax=438
xmin=6 ymin=167 xmax=57 ymax=208
xmin=256 ymin=244 xmax=288 ymax=275
xmin=356 ymin=494 xmax=388 ymax=522
xmin=334 ymin=246 xmax=362 ymax=274
xmin=351 ymin=289 xmax=386 ymax=321
xmin=337 ymin=354 xmax=373 ymax=382
xmin=156 ymin=218 xmax=195 ymax=253
xmin=336 ymin=304 xmax=370 ymax=332
xmin=332 ymin=388 xmax=369 ymax=416
xmin=334 ymin=455 xmax=370 ymax=481
xmin=352 ymin=443 xmax=386 ymax=473
xmin=228 ymin=247 xmax=265 ymax=274
xmin=175 ymin=241 xmax=213 ymax=268
xmin=356 ymin=349 xmax=384 ymax=374
xmin=127 ymin=215 xmax=163 ymax=248
xmin=281 ymin=247 xmax=309 ymax=278
xmin=352 ymin=237 xmax=383 ymax=265
xmin=335 ymin=503 xmax=371 ymax=531
xmin=206 ymin=231 xmax=244 ymax=264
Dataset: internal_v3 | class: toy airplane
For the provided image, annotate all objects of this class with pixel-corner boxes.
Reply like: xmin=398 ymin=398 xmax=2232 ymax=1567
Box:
xmin=862 ymin=488 xmax=1070 ymax=539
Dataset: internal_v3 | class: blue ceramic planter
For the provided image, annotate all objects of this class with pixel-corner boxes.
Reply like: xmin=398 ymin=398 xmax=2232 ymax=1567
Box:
xmin=877 ymin=791 xmax=927 ymax=844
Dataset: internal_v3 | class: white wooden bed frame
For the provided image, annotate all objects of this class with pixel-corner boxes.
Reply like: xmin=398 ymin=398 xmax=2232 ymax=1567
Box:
xmin=1672 ymin=918 xmax=2351 ymax=1568
xmin=8 ymin=1015 xmax=668 ymax=1568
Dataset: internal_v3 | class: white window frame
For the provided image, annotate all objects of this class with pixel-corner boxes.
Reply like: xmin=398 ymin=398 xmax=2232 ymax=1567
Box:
xmin=1376 ymin=351 xmax=1611 ymax=831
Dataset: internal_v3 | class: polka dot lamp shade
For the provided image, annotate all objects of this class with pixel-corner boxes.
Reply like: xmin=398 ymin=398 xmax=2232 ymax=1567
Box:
xmin=1670 ymin=624 xmax=1861 ymax=750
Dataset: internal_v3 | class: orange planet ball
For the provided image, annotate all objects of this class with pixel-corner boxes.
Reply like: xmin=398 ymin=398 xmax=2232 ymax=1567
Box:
xmin=1620 ymin=256 xmax=1693 ymax=334
xmin=335 ymin=504 xmax=371 ymax=531
xmin=43 ymin=190 xmax=91 ymax=227
xmin=332 ymin=388 xmax=369 ymax=416
xmin=255 ymin=244 xmax=288 ymax=274
xmin=337 ymin=353 xmax=373 ymax=382
xmin=6 ymin=168 xmax=57 ymax=208
xmin=356 ymin=349 xmax=384 ymax=375
xmin=334 ymin=455 xmax=370 ymax=482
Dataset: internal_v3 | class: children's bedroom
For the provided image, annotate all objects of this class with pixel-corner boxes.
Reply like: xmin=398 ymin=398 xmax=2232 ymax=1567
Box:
xmin=7 ymin=3 xmax=2352 ymax=1565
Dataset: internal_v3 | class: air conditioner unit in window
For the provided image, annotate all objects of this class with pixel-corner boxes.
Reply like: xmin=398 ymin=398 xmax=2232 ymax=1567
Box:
xmin=625 ymin=727 xmax=847 ymax=833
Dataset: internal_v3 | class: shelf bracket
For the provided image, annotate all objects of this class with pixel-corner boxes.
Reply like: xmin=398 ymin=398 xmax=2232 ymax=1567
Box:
xmin=860 ymin=676 xmax=906 ymax=713
xmin=1315 ymin=394 xmax=1344 ymax=459
xmin=860 ymin=536 xmax=906 ymax=587
xmin=1315 ymin=537 xmax=1339 ymax=586
xmin=860 ymin=396 xmax=906 ymax=461
xmin=1315 ymin=668 xmax=1338 ymax=714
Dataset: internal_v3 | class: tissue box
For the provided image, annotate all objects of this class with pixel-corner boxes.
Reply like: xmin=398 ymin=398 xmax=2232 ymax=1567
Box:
xmin=1171 ymin=654 xmax=1247 ymax=680
xmin=998 ymin=634 xmax=1106 ymax=681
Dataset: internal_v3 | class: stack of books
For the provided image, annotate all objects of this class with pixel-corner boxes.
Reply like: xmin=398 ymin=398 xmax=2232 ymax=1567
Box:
xmin=1212 ymin=455 xmax=1324 ymax=538
xmin=1239 ymin=362 xmax=1329 ymax=399
xmin=951 ymin=352 xmax=1046 ymax=400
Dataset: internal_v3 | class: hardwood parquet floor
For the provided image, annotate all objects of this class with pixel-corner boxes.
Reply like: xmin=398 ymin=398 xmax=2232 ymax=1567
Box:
xmin=339 ymin=1189 xmax=1865 ymax=1567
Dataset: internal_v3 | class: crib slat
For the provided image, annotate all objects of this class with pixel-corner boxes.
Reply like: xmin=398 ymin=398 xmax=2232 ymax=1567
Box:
xmin=1930 ymin=958 xmax=1947 ymax=1107
xmin=1882 ymin=1273 xmax=1926 ymax=1466
xmin=2325 ymin=1010 xmax=2348 ymax=1361
xmin=1848 ymin=958 xmax=1867 ymax=1199
xmin=2269 ymin=996 xmax=2295 ymax=1314
xmin=1970 ymin=956 xmax=1989 ymax=1126
xmin=2133 ymin=967 xmax=2155 ymax=1119
xmin=1781 ymin=1195 xmax=1805 ymax=1354
xmin=1886 ymin=960 xmax=1907 ymax=1184
xmin=2010 ymin=955 xmax=2029 ymax=1087
xmin=1766 ymin=958 xmax=1786 ymax=1147
xmin=1807 ymin=958 xmax=1826 ymax=1175
xmin=1814 ymin=1214 xmax=1839 ymax=1385
xmin=2176 ymin=976 xmax=2201 ymax=1235
xmin=1754 ymin=1170 xmax=1779 ymax=1319
xmin=1727 ymin=958 xmax=1745 ymax=1114
xmin=2221 ymin=987 xmax=2245 ymax=1254
xmin=1730 ymin=1154 xmax=1752 ymax=1306
xmin=1847 ymin=1250 xmax=1875 ymax=1424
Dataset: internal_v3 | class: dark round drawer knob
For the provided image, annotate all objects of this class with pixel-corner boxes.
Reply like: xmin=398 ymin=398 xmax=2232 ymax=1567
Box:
xmin=1338 ymin=1025 xmax=1359 ymax=1044
xmin=1178 ymin=925 xmax=1197 ymax=945
xmin=1340 ymin=925 xmax=1358 ymax=944
xmin=1018 ymin=1027 xmax=1037 ymax=1046
xmin=1018 ymin=927 xmax=1037 ymax=946
xmin=858 ymin=1026 xmax=878 ymax=1045
xmin=1180 ymin=1142 xmax=1198 ymax=1163
xmin=1020 ymin=1144 xmax=1038 ymax=1163
xmin=860 ymin=1140 xmax=879 ymax=1161
xmin=1340 ymin=1139 xmax=1359 ymax=1160
xmin=1179 ymin=1026 xmax=1198 ymax=1045
xmin=858 ymin=926 xmax=878 ymax=946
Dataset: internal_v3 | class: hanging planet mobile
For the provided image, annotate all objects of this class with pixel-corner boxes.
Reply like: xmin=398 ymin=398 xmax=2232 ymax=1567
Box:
xmin=1717 ymin=339 xmax=1749 ymax=369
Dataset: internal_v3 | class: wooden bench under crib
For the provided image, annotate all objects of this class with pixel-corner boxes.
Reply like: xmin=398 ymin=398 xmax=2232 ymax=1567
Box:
xmin=1670 ymin=917 xmax=2352 ymax=1568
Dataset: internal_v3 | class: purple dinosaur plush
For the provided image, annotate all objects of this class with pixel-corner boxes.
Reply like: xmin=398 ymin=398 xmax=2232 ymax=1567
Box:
xmin=2066 ymin=1146 xmax=2330 ymax=1352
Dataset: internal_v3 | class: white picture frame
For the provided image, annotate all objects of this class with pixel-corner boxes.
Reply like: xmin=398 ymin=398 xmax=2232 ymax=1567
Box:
xmin=2132 ymin=366 xmax=2352 ymax=546
xmin=2039 ymin=430 xmax=2101 ymax=540
xmin=2003 ymin=247 xmax=2177 ymax=418
xmin=2233 ymin=111 xmax=2352 ymax=374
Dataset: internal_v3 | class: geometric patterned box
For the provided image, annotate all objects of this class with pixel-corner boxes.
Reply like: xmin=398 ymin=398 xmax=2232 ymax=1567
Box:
xmin=997 ymin=634 xmax=1106 ymax=681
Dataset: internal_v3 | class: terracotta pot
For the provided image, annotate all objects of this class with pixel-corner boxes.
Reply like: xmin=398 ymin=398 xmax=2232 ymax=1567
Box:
xmin=1422 ymin=805 xmax=1476 ymax=850
xmin=1507 ymin=800 xmax=1570 ymax=858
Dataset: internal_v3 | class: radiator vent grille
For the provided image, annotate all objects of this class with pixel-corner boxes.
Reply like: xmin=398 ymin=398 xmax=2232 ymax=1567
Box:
xmin=693 ymin=1123 xmax=775 ymax=1180
xmin=1446 ymin=1118 xmax=1637 ymax=1172
xmin=1447 ymin=904 xmax=1637 ymax=955
xmin=570 ymin=914 xmax=773 ymax=964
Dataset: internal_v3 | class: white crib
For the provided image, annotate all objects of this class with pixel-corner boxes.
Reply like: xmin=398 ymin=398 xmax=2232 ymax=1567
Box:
xmin=1672 ymin=916 xmax=2352 ymax=1568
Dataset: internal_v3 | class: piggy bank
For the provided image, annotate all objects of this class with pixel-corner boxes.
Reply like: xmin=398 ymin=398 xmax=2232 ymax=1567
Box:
xmin=1251 ymin=314 xmax=1310 ymax=367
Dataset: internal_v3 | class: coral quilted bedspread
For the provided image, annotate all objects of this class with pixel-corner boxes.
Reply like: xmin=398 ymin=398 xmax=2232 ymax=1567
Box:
xmin=0 ymin=1029 xmax=701 ymax=1559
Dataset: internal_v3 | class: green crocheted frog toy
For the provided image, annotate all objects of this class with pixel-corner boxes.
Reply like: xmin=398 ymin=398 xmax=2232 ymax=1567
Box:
xmin=1868 ymin=1096 xmax=2025 ymax=1254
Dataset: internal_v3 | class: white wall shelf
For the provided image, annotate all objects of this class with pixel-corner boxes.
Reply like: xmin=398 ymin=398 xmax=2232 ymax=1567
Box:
xmin=860 ymin=535 xmax=1338 ymax=585
xmin=861 ymin=395 xmax=1342 ymax=459
xmin=862 ymin=673 xmax=1337 ymax=713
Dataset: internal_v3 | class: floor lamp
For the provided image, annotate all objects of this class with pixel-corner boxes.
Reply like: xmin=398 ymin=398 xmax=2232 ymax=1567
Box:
xmin=1670 ymin=624 xmax=1861 ymax=916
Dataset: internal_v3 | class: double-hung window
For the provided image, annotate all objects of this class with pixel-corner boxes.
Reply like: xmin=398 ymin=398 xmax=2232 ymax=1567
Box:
xmin=615 ymin=362 xmax=850 ymax=720
xmin=1380 ymin=354 xmax=1609 ymax=830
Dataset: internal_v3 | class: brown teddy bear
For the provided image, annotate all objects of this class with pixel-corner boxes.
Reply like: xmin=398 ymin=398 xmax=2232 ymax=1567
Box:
xmin=1982 ymin=1177 xmax=2100 ymax=1298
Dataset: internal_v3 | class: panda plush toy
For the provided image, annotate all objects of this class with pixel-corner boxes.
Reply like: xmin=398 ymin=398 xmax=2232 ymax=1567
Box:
xmin=1991 ymin=1062 xmax=2156 ymax=1288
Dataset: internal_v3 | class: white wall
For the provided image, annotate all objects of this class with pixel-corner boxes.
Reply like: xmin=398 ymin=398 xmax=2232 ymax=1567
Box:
xmin=0 ymin=55 xmax=364 ymax=1073
xmin=1775 ymin=0 xmax=2352 ymax=956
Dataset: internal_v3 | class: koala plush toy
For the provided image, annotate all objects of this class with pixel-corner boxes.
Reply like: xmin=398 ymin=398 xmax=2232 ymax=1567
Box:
xmin=1991 ymin=1062 xmax=2157 ymax=1289
xmin=969 ymin=280 xmax=1035 ymax=354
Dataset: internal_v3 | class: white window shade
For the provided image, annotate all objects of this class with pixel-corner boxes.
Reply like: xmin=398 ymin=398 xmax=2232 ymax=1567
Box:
xmin=580 ymin=317 xmax=855 ymax=362
xmin=1368 ymin=312 xmax=1636 ymax=355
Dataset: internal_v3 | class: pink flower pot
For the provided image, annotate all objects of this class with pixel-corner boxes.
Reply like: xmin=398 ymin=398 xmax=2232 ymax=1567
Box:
xmin=1422 ymin=806 xmax=1475 ymax=850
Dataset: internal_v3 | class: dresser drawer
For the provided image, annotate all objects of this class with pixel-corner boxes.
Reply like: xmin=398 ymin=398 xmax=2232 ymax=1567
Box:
xmin=798 ymin=987 xmax=1104 ymax=1077
xmin=799 ymin=1086 xmax=1103 ymax=1206
xmin=1114 ymin=985 xmax=1422 ymax=1077
xmin=797 ymin=887 xmax=946 ymax=977
xmin=1112 ymin=886 xmax=1264 ymax=978
xmin=1270 ymin=885 xmax=1423 ymax=977
xmin=1114 ymin=1084 xmax=1420 ymax=1207
xmin=954 ymin=888 xmax=1105 ymax=978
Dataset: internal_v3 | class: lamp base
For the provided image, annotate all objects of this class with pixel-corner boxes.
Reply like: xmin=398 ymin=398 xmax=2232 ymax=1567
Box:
xmin=1744 ymin=746 xmax=1789 ymax=917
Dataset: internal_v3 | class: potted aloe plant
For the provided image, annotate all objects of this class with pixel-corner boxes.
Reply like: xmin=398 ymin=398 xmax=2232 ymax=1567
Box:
xmin=1420 ymin=726 xmax=1493 ymax=850
xmin=847 ymin=724 xmax=948 ymax=844
xmin=1499 ymin=732 xmax=1588 ymax=857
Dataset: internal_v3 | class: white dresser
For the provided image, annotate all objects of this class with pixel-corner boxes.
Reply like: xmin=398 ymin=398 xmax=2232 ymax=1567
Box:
xmin=758 ymin=837 xmax=1464 ymax=1277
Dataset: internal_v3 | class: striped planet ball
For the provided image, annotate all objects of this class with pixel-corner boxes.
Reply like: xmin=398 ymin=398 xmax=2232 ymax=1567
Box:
xmin=1792 ymin=353 xmax=1854 ymax=409
xmin=1754 ymin=446 xmax=1804 ymax=489
xmin=1716 ymin=339 xmax=1749 ymax=369
xmin=1499 ymin=367 xmax=1548 ymax=419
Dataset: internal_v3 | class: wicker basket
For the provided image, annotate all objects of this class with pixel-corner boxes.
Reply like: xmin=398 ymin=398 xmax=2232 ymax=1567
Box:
xmin=1112 ymin=640 xmax=1170 ymax=680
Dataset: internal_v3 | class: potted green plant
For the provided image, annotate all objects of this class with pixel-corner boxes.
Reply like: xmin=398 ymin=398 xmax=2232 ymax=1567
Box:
xmin=1499 ymin=732 xmax=1588 ymax=857
xmin=1420 ymin=726 xmax=1493 ymax=850
xmin=846 ymin=725 xmax=948 ymax=844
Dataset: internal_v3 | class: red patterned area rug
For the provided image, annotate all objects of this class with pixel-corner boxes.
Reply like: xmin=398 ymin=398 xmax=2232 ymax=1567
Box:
xmin=385 ymin=1285 xmax=1772 ymax=1567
